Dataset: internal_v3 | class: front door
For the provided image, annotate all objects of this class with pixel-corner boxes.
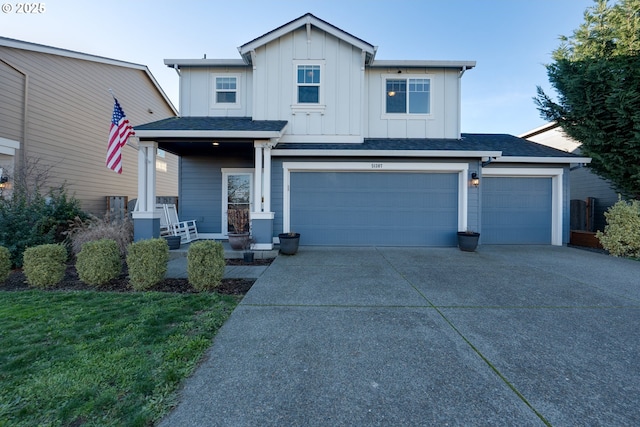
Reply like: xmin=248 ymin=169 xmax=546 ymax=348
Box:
xmin=222 ymin=170 xmax=253 ymax=235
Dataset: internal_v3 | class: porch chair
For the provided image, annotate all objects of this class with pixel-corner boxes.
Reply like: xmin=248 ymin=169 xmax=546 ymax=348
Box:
xmin=163 ymin=204 xmax=198 ymax=243
xmin=156 ymin=204 xmax=173 ymax=238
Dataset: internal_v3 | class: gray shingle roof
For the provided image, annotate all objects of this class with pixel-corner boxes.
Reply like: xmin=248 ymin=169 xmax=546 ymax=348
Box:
xmin=276 ymin=134 xmax=580 ymax=158
xmin=135 ymin=116 xmax=288 ymax=132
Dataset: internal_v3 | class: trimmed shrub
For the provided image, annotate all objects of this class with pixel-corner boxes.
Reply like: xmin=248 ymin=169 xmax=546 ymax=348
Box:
xmin=22 ymin=244 xmax=67 ymax=288
xmin=126 ymin=238 xmax=169 ymax=291
xmin=76 ymin=239 xmax=122 ymax=286
xmin=187 ymin=240 xmax=225 ymax=291
xmin=596 ymin=198 xmax=640 ymax=258
xmin=0 ymin=246 xmax=11 ymax=283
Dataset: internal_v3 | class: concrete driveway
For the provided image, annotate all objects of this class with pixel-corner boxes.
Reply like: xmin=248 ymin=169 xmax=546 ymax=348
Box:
xmin=160 ymin=246 xmax=640 ymax=426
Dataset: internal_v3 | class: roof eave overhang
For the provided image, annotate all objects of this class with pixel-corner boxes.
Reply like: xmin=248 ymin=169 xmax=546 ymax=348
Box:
xmin=369 ymin=60 xmax=477 ymax=70
xmin=164 ymin=59 xmax=248 ymax=68
xmin=272 ymin=149 xmax=502 ymax=158
xmin=491 ymin=156 xmax=592 ymax=164
xmin=136 ymin=130 xmax=284 ymax=140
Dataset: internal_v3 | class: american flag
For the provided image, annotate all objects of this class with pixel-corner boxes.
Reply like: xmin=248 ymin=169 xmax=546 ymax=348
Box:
xmin=106 ymin=98 xmax=135 ymax=174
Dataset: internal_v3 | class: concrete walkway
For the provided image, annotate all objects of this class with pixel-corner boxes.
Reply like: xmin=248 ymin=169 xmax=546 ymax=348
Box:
xmin=160 ymin=246 xmax=640 ymax=426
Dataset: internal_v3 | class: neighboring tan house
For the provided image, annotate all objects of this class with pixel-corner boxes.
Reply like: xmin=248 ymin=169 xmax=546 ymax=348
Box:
xmin=0 ymin=37 xmax=178 ymax=216
xmin=132 ymin=13 xmax=590 ymax=248
xmin=520 ymin=122 xmax=618 ymax=232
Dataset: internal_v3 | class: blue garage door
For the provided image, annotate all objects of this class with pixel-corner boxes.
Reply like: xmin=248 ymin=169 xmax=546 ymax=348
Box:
xmin=482 ymin=177 xmax=552 ymax=244
xmin=290 ymin=172 xmax=458 ymax=246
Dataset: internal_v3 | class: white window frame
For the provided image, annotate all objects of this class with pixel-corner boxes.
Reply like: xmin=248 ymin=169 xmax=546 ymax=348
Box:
xmin=212 ymin=74 xmax=241 ymax=109
xmin=292 ymin=60 xmax=325 ymax=112
xmin=381 ymin=74 xmax=433 ymax=118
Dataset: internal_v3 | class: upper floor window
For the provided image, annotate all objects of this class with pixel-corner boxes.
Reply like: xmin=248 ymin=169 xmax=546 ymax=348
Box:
xmin=297 ymin=65 xmax=321 ymax=103
xmin=215 ymin=76 xmax=237 ymax=104
xmin=385 ymin=77 xmax=430 ymax=114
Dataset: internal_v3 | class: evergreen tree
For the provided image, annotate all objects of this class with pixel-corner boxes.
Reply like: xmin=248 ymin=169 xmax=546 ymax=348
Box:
xmin=535 ymin=0 xmax=640 ymax=199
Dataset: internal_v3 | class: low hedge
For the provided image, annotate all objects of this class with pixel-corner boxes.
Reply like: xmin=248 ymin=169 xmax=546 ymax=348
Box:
xmin=0 ymin=246 xmax=11 ymax=283
xmin=76 ymin=239 xmax=122 ymax=286
xmin=597 ymin=198 xmax=640 ymax=258
xmin=126 ymin=238 xmax=169 ymax=291
xmin=187 ymin=240 xmax=225 ymax=291
xmin=22 ymin=244 xmax=67 ymax=288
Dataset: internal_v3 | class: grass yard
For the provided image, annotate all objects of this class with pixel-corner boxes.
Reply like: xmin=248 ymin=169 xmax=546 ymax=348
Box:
xmin=0 ymin=290 xmax=240 ymax=426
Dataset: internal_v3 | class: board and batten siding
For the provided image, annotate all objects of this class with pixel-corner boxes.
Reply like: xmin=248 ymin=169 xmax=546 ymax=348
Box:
xmin=178 ymin=67 xmax=252 ymax=117
xmin=253 ymin=26 xmax=364 ymax=142
xmin=365 ymin=68 xmax=461 ymax=139
xmin=0 ymin=45 xmax=178 ymax=215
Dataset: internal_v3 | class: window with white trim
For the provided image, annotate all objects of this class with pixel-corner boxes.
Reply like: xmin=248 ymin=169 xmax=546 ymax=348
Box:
xmin=385 ymin=77 xmax=431 ymax=114
xmin=215 ymin=76 xmax=237 ymax=104
xmin=296 ymin=64 xmax=321 ymax=104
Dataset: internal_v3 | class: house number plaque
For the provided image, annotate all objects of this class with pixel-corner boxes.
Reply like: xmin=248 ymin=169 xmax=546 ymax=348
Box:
xmin=371 ymin=163 xmax=383 ymax=169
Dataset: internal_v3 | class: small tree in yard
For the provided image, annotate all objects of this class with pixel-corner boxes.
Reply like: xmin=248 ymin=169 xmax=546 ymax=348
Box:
xmin=535 ymin=0 xmax=640 ymax=200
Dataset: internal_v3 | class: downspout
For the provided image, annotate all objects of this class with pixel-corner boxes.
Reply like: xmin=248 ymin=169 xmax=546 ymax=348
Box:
xmin=0 ymin=58 xmax=28 ymax=172
xmin=457 ymin=66 xmax=467 ymax=139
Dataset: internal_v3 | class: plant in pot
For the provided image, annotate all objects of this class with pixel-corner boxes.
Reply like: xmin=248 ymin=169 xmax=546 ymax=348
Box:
xmin=457 ymin=230 xmax=480 ymax=252
xmin=228 ymin=208 xmax=250 ymax=251
xmin=278 ymin=231 xmax=300 ymax=255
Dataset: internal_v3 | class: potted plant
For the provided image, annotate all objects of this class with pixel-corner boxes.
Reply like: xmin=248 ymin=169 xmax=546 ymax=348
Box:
xmin=278 ymin=232 xmax=300 ymax=255
xmin=457 ymin=230 xmax=480 ymax=252
xmin=228 ymin=208 xmax=250 ymax=250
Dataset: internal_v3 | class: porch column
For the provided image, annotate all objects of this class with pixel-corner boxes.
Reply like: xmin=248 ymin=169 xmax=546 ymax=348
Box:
xmin=132 ymin=140 xmax=161 ymax=241
xmin=250 ymin=140 xmax=274 ymax=250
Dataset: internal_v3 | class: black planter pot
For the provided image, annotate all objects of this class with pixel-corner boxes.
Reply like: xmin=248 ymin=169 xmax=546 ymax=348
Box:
xmin=278 ymin=233 xmax=300 ymax=255
xmin=243 ymin=251 xmax=255 ymax=263
xmin=164 ymin=235 xmax=181 ymax=250
xmin=457 ymin=232 xmax=480 ymax=252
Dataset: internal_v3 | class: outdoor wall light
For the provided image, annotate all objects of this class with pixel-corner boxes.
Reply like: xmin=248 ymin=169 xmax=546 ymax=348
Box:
xmin=212 ymin=141 xmax=220 ymax=146
xmin=470 ymin=172 xmax=480 ymax=188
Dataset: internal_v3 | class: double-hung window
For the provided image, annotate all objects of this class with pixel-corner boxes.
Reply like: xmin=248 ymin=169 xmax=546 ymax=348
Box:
xmin=385 ymin=77 xmax=431 ymax=114
xmin=297 ymin=65 xmax=321 ymax=104
xmin=214 ymin=76 xmax=237 ymax=104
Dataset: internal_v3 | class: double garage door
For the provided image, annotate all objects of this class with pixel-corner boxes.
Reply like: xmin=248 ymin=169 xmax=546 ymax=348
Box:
xmin=288 ymin=169 xmax=556 ymax=246
xmin=290 ymin=171 xmax=459 ymax=246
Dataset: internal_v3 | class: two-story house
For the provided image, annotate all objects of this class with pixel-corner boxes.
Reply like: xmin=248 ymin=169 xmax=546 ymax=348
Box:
xmin=133 ymin=13 xmax=590 ymax=249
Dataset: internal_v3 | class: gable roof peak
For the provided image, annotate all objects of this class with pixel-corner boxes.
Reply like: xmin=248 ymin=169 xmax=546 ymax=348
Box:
xmin=238 ymin=13 xmax=376 ymax=66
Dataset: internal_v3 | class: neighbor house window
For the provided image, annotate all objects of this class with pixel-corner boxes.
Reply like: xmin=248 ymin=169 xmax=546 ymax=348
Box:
xmin=215 ymin=76 xmax=237 ymax=104
xmin=386 ymin=78 xmax=430 ymax=114
xmin=297 ymin=65 xmax=320 ymax=103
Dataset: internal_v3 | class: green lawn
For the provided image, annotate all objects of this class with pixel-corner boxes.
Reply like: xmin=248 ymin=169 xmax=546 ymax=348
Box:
xmin=0 ymin=290 xmax=239 ymax=426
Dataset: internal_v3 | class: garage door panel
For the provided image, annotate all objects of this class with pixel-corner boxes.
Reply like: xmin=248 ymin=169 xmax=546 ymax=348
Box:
xmin=290 ymin=172 xmax=458 ymax=246
xmin=482 ymin=177 xmax=552 ymax=244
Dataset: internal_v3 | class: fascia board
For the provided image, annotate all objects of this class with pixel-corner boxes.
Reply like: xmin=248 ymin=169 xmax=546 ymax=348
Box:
xmin=135 ymin=130 xmax=283 ymax=139
xmin=272 ymin=149 xmax=502 ymax=158
xmin=492 ymin=156 xmax=591 ymax=164
xmin=164 ymin=59 xmax=247 ymax=68
xmin=369 ymin=60 xmax=476 ymax=69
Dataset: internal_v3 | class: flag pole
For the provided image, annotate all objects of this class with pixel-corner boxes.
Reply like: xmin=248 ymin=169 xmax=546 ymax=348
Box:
xmin=108 ymin=89 xmax=138 ymax=151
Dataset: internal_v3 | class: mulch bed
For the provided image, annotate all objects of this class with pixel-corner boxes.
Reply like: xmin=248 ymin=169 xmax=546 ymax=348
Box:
xmin=1 ymin=258 xmax=275 ymax=295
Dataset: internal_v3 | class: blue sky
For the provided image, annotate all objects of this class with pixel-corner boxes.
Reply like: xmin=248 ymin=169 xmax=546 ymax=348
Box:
xmin=1 ymin=0 xmax=595 ymax=135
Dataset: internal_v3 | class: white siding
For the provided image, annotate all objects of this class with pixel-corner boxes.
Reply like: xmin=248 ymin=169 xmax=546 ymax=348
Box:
xmin=365 ymin=68 xmax=461 ymax=139
xmin=179 ymin=67 xmax=252 ymax=117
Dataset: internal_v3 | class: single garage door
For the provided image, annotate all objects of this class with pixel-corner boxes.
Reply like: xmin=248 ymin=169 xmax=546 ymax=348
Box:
xmin=290 ymin=171 xmax=458 ymax=246
xmin=482 ymin=177 xmax=552 ymax=244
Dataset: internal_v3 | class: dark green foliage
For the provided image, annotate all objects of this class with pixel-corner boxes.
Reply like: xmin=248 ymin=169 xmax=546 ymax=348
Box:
xmin=76 ymin=239 xmax=122 ymax=286
xmin=187 ymin=240 xmax=225 ymax=291
xmin=126 ymin=238 xmax=169 ymax=291
xmin=22 ymin=244 xmax=68 ymax=288
xmin=0 ymin=186 xmax=89 ymax=267
xmin=535 ymin=0 xmax=640 ymax=199
xmin=0 ymin=246 xmax=11 ymax=282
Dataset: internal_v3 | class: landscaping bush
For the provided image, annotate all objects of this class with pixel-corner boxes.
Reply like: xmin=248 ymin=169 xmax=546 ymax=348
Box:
xmin=187 ymin=240 xmax=225 ymax=291
xmin=0 ymin=186 xmax=88 ymax=267
xmin=596 ymin=198 xmax=640 ymax=258
xmin=68 ymin=214 xmax=133 ymax=258
xmin=126 ymin=238 xmax=169 ymax=291
xmin=22 ymin=244 xmax=68 ymax=288
xmin=76 ymin=239 xmax=122 ymax=286
xmin=0 ymin=246 xmax=11 ymax=283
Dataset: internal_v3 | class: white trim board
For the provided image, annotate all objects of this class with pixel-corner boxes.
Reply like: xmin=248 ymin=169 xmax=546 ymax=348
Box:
xmin=281 ymin=161 xmax=469 ymax=234
xmin=481 ymin=167 xmax=564 ymax=246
